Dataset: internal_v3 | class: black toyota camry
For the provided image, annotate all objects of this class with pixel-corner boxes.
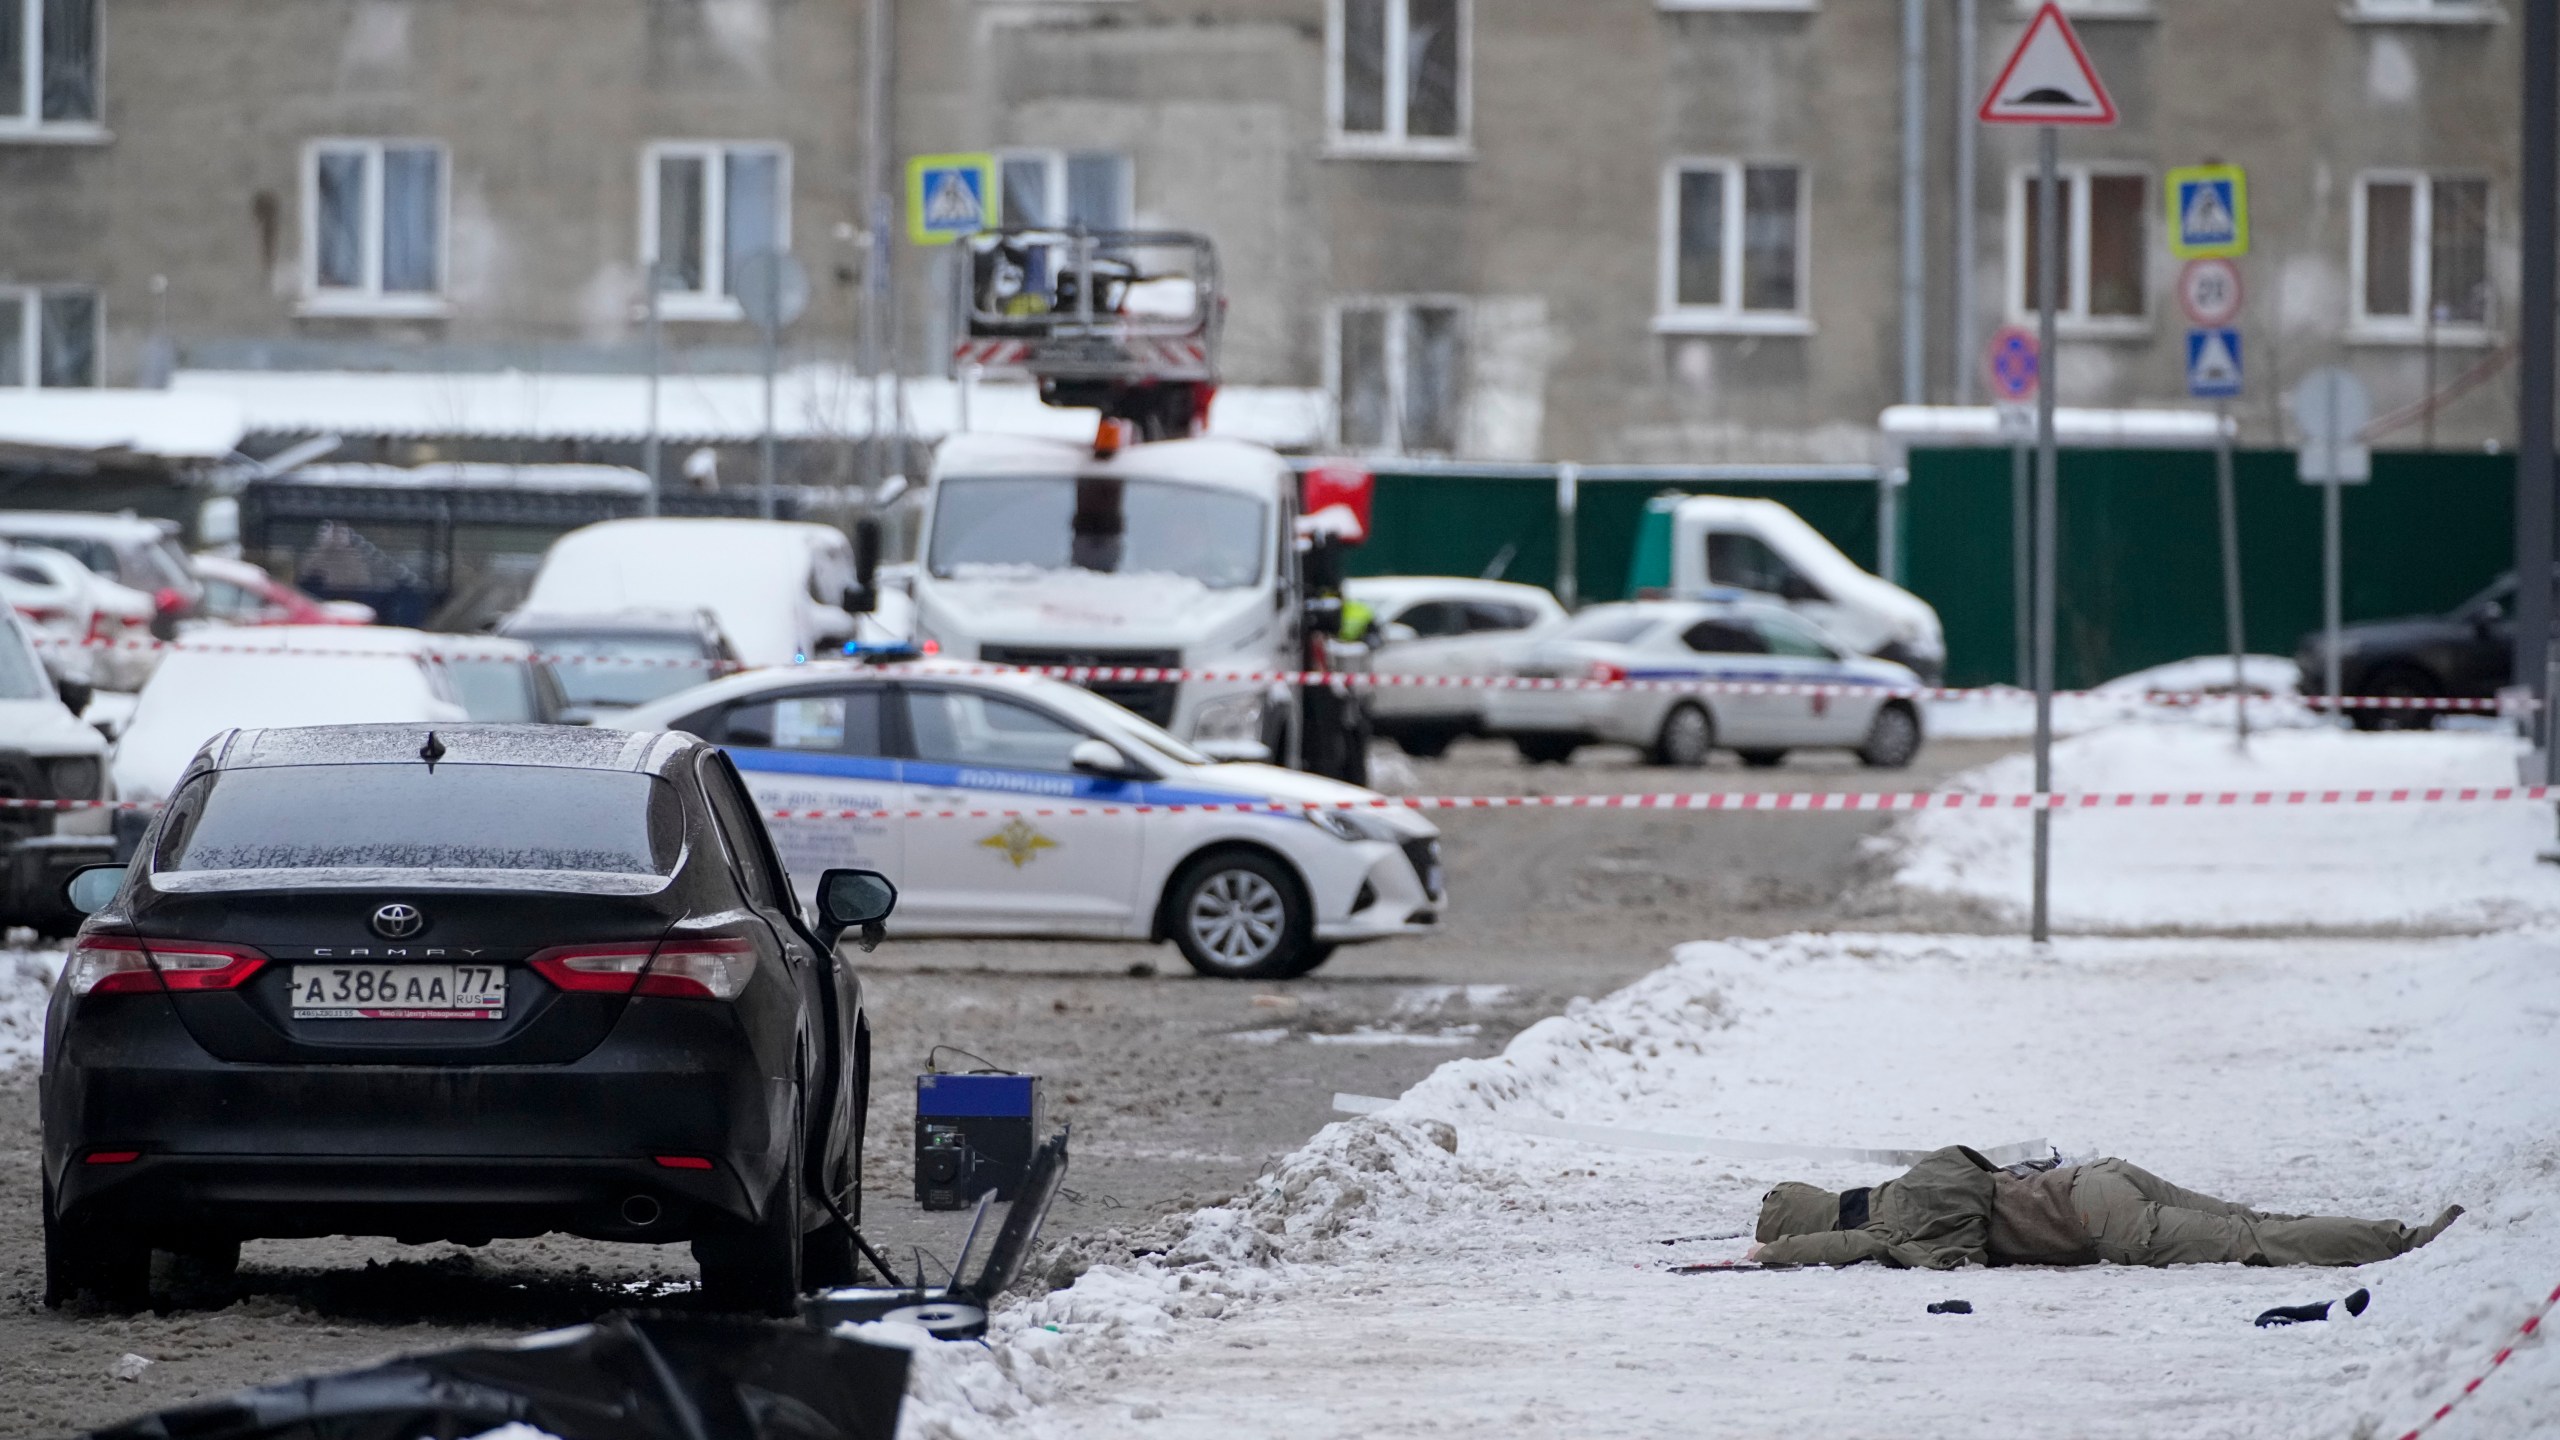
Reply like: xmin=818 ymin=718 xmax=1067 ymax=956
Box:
xmin=41 ymin=723 xmax=895 ymax=1314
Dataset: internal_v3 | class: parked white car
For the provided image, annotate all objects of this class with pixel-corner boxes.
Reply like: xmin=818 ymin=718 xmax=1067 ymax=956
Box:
xmin=1348 ymin=576 xmax=1568 ymax=757
xmin=0 ymin=511 xmax=202 ymax=626
xmin=1647 ymin=495 xmax=1945 ymax=683
xmin=0 ymin=610 xmax=115 ymax=935
xmin=514 ymin=518 xmax=912 ymax=671
xmin=1485 ymin=597 xmax=1925 ymax=769
xmin=0 ymin=543 xmax=157 ymax=689
xmin=618 ymin=659 xmax=1445 ymax=979
xmin=111 ymin=626 xmax=467 ymax=802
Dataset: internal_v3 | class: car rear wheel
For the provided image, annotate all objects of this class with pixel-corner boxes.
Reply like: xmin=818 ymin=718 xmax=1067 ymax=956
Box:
xmin=1514 ymin=735 xmax=1580 ymax=765
xmin=2349 ymin=665 xmax=2440 ymax=732
xmin=695 ymin=1108 xmax=806 ymax=1316
xmin=1169 ymin=850 xmax=1315 ymax=981
xmin=1396 ymin=725 xmax=1464 ymax=759
xmin=43 ymin=1179 xmax=148 ymax=1311
xmin=1858 ymin=703 xmax=1923 ymax=769
xmin=1649 ymin=704 xmax=1714 ymax=768
xmin=1736 ymin=749 xmax=1789 ymax=769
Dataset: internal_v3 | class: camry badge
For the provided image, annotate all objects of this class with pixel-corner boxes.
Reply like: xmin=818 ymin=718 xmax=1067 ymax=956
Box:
xmin=371 ymin=903 xmax=425 ymax=939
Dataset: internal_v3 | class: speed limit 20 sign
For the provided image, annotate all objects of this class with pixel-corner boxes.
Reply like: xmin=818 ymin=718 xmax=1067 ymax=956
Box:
xmin=2178 ymin=258 xmax=2244 ymax=328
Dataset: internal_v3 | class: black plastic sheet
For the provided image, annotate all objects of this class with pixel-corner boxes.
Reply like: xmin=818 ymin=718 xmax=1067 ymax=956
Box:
xmin=88 ymin=1313 xmax=910 ymax=1440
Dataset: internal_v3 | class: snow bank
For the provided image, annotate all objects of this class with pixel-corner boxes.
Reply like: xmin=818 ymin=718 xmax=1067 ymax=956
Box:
xmin=1015 ymin=932 xmax=2558 ymax=1439
xmin=1923 ymin=654 xmax=2309 ymax=741
xmin=0 ymin=945 xmax=62 ymax=1066
xmin=1891 ymin=722 xmax=2560 ymax=931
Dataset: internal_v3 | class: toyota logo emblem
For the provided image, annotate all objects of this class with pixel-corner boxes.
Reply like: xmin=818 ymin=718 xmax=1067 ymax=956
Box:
xmin=371 ymin=903 xmax=424 ymax=939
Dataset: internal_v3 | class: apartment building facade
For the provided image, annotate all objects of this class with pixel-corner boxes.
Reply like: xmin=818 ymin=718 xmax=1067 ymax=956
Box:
xmin=0 ymin=0 xmax=2529 ymax=465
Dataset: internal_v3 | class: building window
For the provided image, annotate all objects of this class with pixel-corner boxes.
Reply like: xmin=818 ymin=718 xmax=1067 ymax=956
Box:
xmin=643 ymin=142 xmax=791 ymax=320
xmin=1332 ymin=299 xmax=1466 ymax=455
xmin=0 ymin=285 xmax=98 ymax=387
xmin=2355 ymin=174 xmax=2492 ymax=338
xmin=303 ymin=140 xmax=447 ymax=314
xmin=0 ymin=0 xmax=100 ymax=134
xmin=1656 ymin=160 xmax=1809 ymax=333
xmin=2009 ymin=165 xmax=2147 ymax=327
xmin=998 ymin=151 xmax=1132 ymax=230
xmin=1328 ymin=0 xmax=1469 ymax=156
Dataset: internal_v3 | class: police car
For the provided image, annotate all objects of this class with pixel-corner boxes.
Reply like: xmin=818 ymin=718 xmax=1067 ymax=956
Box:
xmin=1484 ymin=596 xmax=1925 ymax=769
xmin=618 ymin=661 xmax=1444 ymax=979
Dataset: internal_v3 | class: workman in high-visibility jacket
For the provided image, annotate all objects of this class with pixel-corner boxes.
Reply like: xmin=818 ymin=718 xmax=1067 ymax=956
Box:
xmin=1751 ymin=1146 xmax=2462 ymax=1270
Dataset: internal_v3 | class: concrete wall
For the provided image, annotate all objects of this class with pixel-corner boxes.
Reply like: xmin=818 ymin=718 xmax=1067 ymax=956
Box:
xmin=0 ymin=1 xmax=2530 ymax=463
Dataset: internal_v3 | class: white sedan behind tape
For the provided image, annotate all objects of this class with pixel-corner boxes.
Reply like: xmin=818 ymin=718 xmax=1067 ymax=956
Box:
xmin=618 ymin=661 xmax=1443 ymax=979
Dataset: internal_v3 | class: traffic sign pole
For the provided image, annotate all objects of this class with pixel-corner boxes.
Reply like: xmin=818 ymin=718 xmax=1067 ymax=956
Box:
xmin=2215 ymin=403 xmax=2247 ymax=747
xmin=2032 ymin=123 xmax=2060 ymax=945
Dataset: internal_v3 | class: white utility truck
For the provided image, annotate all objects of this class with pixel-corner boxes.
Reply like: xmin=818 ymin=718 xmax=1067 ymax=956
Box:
xmin=907 ymin=228 xmax=1371 ymax=781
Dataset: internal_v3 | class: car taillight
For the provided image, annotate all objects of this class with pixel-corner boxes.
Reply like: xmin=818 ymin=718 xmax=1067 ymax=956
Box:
xmin=65 ymin=937 xmax=267 ymax=996
xmin=528 ymin=937 xmax=757 ymax=1002
xmin=1585 ymin=661 xmax=1628 ymax=684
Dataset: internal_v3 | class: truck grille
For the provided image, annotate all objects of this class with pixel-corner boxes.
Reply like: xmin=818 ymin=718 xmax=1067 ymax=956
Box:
xmin=978 ymin=646 xmax=1183 ymax=727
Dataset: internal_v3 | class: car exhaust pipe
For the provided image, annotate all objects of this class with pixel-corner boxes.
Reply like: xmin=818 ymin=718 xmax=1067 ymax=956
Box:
xmin=621 ymin=1194 xmax=662 ymax=1227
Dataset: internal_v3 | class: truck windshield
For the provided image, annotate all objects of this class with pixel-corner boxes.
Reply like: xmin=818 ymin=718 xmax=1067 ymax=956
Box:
xmin=928 ymin=475 xmax=1267 ymax=590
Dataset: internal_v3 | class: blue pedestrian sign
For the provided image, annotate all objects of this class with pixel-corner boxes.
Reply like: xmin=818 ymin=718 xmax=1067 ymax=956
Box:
xmin=2186 ymin=327 xmax=2243 ymax=399
xmin=906 ymin=153 xmax=996 ymax=246
xmin=2167 ymin=164 xmax=2249 ymax=260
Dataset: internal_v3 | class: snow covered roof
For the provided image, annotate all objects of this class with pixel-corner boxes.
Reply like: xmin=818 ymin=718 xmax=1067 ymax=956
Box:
xmin=1878 ymin=404 xmax=2237 ymax=449
xmin=170 ymin=368 xmax=1332 ymax=451
xmin=276 ymin=462 xmax=651 ymax=495
xmin=0 ymin=389 xmax=246 ymax=463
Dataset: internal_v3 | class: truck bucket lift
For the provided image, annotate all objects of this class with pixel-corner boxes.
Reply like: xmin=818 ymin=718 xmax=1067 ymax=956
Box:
xmin=951 ymin=228 xmax=1223 ymax=441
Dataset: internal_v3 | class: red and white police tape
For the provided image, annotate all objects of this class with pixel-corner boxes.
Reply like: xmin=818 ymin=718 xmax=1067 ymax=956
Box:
xmin=20 ymin=634 xmax=2507 ymax=710
xmin=9 ymin=786 xmax=2555 ymax=820
xmin=2391 ymin=1278 xmax=2557 ymax=1440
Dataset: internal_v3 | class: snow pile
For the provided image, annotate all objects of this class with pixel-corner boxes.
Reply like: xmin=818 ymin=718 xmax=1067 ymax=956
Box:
xmin=0 ymin=945 xmax=63 ymax=1066
xmin=1891 ymin=722 xmax=2560 ymax=931
xmin=1924 ymin=654 xmax=2310 ymax=741
xmin=1019 ymin=932 xmax=2559 ymax=1438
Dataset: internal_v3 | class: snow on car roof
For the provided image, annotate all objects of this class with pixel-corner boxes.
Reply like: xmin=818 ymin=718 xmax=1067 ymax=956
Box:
xmin=932 ymin=434 xmax=1291 ymax=497
xmin=0 ymin=510 xmax=183 ymax=541
xmin=521 ymin=518 xmax=846 ymax=667
xmin=211 ymin=722 xmax=687 ymax=774
xmin=1346 ymin=576 xmax=1562 ymax=607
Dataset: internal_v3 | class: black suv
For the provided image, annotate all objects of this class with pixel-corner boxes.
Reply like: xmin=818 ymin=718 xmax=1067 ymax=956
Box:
xmin=2296 ymin=572 xmax=2520 ymax=730
xmin=42 ymin=723 xmax=893 ymax=1314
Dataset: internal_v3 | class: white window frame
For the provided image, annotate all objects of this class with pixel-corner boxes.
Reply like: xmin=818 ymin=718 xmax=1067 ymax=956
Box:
xmin=0 ymin=0 xmax=107 ymax=143
xmin=2350 ymin=170 xmax=2497 ymax=346
xmin=298 ymin=138 xmax=451 ymax=318
xmin=996 ymin=148 xmax=1134 ymax=230
xmin=1325 ymin=295 xmax=1470 ymax=457
xmin=639 ymin=140 xmax=795 ymax=323
xmin=2344 ymin=0 xmax=2503 ymax=25
xmin=1653 ymin=158 xmax=1815 ymax=337
xmin=0 ymin=283 xmax=100 ymax=387
xmin=2004 ymin=162 xmax=2151 ymax=337
xmin=1324 ymin=0 xmax=1472 ymax=161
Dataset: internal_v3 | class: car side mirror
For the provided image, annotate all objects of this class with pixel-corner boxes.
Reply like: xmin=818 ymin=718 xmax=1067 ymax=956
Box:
xmin=64 ymin=863 xmax=125 ymax=916
xmin=55 ymin=674 xmax=92 ymax=716
xmin=1378 ymin=622 xmax=1419 ymax=646
xmin=2477 ymin=600 xmax=2506 ymax=630
xmin=1069 ymin=738 xmax=1141 ymax=779
xmin=815 ymin=867 xmax=898 ymax=953
xmin=557 ymin=705 xmax=597 ymax=726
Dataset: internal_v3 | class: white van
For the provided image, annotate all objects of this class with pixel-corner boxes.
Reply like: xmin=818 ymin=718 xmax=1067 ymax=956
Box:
xmin=514 ymin=518 xmax=912 ymax=671
xmin=1646 ymin=495 xmax=1945 ymax=683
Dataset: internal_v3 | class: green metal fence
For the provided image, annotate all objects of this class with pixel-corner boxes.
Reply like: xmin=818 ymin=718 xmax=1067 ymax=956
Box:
xmin=1905 ymin=448 xmax=2515 ymax=689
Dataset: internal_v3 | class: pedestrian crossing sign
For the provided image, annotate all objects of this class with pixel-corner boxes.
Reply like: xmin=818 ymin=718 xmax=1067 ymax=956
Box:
xmin=2186 ymin=327 xmax=2243 ymax=399
xmin=907 ymin=153 xmax=996 ymax=246
xmin=2167 ymin=164 xmax=2248 ymax=259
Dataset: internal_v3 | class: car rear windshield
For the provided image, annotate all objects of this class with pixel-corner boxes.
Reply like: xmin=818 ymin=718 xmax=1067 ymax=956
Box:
xmin=508 ymin=630 xmax=710 ymax=709
xmin=1557 ymin=609 xmax=1659 ymax=645
xmin=154 ymin=765 xmax=684 ymax=875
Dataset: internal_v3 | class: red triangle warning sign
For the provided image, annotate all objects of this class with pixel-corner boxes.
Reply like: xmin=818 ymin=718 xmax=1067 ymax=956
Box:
xmin=1979 ymin=2 xmax=2117 ymax=126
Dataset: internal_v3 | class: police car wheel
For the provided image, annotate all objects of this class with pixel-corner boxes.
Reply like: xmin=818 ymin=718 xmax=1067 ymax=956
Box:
xmin=1858 ymin=703 xmax=1923 ymax=769
xmin=1170 ymin=851 xmax=1313 ymax=981
xmin=1736 ymin=749 xmax=1788 ymax=769
xmin=1650 ymin=704 xmax=1714 ymax=768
